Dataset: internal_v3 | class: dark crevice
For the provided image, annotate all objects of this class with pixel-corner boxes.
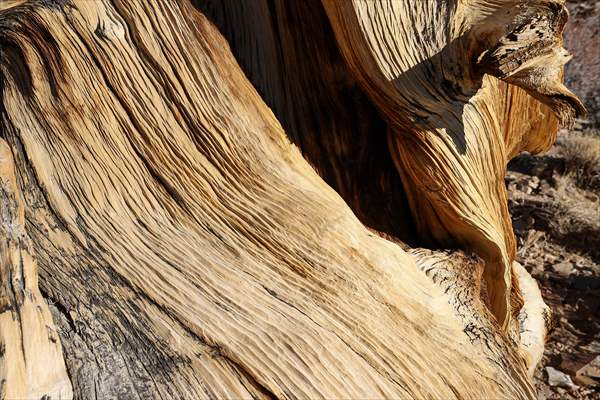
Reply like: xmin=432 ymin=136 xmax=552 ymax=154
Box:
xmin=39 ymin=285 xmax=77 ymax=334
xmin=230 ymin=359 xmax=278 ymax=400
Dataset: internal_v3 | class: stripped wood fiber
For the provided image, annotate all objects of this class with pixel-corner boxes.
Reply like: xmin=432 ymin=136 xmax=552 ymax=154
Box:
xmin=322 ymin=0 xmax=584 ymax=331
xmin=0 ymin=0 xmax=559 ymax=398
xmin=193 ymin=0 xmax=417 ymax=244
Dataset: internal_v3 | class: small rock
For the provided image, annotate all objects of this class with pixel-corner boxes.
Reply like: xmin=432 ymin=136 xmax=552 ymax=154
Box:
xmin=528 ymin=176 xmax=540 ymax=188
xmin=562 ymin=352 xmax=597 ymax=379
xmin=505 ymin=173 xmax=517 ymax=184
xmin=575 ymin=356 xmax=600 ymax=386
xmin=546 ymin=366 xmax=579 ymax=390
xmin=536 ymin=385 xmax=551 ymax=400
xmin=552 ymin=261 xmax=574 ymax=277
xmin=524 ymin=176 xmax=540 ymax=194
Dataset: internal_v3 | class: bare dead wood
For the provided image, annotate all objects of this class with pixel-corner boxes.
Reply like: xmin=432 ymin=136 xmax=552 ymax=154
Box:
xmin=321 ymin=0 xmax=585 ymax=330
xmin=0 ymin=0 xmax=582 ymax=398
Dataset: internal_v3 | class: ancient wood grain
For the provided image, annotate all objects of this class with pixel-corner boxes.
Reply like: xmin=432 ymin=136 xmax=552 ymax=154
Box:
xmin=0 ymin=0 xmax=578 ymax=398
xmin=321 ymin=0 xmax=584 ymax=331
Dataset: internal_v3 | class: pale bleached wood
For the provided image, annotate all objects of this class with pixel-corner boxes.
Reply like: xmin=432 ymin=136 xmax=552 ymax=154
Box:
xmin=0 ymin=0 xmax=576 ymax=398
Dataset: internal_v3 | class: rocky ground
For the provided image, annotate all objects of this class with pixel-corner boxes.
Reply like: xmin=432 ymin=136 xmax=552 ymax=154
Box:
xmin=508 ymin=2 xmax=600 ymax=398
xmin=508 ymin=126 xmax=600 ymax=399
xmin=563 ymin=0 xmax=600 ymax=125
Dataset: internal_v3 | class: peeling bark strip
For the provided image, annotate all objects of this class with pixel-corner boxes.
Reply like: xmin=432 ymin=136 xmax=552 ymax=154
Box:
xmin=0 ymin=0 xmax=581 ymax=399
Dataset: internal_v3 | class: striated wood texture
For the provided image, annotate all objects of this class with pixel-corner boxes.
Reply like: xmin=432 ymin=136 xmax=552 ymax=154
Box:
xmin=0 ymin=0 xmax=582 ymax=398
xmin=193 ymin=0 xmax=418 ymax=244
xmin=0 ymin=139 xmax=72 ymax=399
xmin=322 ymin=0 xmax=585 ymax=330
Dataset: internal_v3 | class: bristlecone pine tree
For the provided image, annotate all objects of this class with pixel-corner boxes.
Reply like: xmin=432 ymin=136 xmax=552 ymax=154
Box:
xmin=0 ymin=0 xmax=585 ymax=399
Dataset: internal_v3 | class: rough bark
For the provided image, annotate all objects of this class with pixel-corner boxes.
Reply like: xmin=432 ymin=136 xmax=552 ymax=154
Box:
xmin=0 ymin=0 xmax=581 ymax=399
xmin=0 ymin=139 xmax=72 ymax=399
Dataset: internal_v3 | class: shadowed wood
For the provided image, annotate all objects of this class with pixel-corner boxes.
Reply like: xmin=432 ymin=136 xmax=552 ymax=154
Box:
xmin=0 ymin=140 xmax=72 ymax=400
xmin=193 ymin=0 xmax=418 ymax=244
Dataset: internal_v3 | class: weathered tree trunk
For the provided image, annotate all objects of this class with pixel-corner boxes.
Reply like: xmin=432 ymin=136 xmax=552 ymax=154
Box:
xmin=0 ymin=0 xmax=582 ymax=399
